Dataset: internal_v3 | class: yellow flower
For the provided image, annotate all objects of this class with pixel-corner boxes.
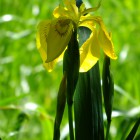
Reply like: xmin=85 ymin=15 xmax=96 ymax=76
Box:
xmin=36 ymin=0 xmax=117 ymax=72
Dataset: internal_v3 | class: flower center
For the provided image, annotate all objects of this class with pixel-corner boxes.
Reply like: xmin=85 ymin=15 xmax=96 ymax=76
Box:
xmin=55 ymin=19 xmax=71 ymax=36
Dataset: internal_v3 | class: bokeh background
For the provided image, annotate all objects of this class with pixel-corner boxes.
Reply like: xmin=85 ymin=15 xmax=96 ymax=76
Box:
xmin=0 ymin=0 xmax=140 ymax=139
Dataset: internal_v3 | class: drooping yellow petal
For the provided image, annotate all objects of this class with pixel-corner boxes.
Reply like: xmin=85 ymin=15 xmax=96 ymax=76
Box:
xmin=37 ymin=18 xmax=73 ymax=63
xmin=43 ymin=49 xmax=65 ymax=72
xmin=90 ymin=30 xmax=100 ymax=59
xmin=79 ymin=16 xmax=96 ymax=31
xmin=36 ymin=20 xmax=51 ymax=63
xmin=46 ymin=18 xmax=73 ymax=62
xmin=36 ymin=0 xmax=117 ymax=73
xmin=80 ymin=15 xmax=117 ymax=60
xmin=79 ymin=31 xmax=100 ymax=72
xmin=97 ymin=20 xmax=117 ymax=59
xmin=43 ymin=59 xmax=57 ymax=72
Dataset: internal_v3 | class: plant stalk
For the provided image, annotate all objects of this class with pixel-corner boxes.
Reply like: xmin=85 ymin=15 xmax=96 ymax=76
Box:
xmin=68 ymin=103 xmax=74 ymax=140
xmin=105 ymin=120 xmax=111 ymax=140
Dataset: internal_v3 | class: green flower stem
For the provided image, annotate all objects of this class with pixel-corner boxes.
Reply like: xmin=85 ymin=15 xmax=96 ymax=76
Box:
xmin=105 ymin=120 xmax=111 ymax=140
xmin=63 ymin=29 xmax=80 ymax=140
xmin=68 ymin=103 xmax=74 ymax=140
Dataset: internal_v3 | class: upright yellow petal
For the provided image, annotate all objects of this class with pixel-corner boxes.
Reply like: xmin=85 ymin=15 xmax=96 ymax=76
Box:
xmin=53 ymin=6 xmax=69 ymax=18
xmin=81 ymin=1 xmax=101 ymax=15
xmin=98 ymin=20 xmax=117 ymax=59
xmin=64 ymin=0 xmax=78 ymax=16
xmin=79 ymin=3 xmax=86 ymax=13
xmin=79 ymin=31 xmax=100 ymax=72
xmin=53 ymin=0 xmax=79 ymax=24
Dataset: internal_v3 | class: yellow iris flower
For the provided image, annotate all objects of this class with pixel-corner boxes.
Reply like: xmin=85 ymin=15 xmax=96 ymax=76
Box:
xmin=36 ymin=0 xmax=117 ymax=72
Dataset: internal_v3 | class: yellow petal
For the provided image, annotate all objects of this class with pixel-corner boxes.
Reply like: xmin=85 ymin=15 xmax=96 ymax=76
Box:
xmin=37 ymin=18 xmax=73 ymax=63
xmin=46 ymin=18 xmax=73 ymax=62
xmin=43 ymin=59 xmax=57 ymax=72
xmin=53 ymin=6 xmax=69 ymax=18
xmin=53 ymin=0 xmax=79 ymax=24
xmin=79 ymin=3 xmax=86 ymax=13
xmin=79 ymin=31 xmax=100 ymax=72
xmin=36 ymin=20 xmax=51 ymax=62
xmin=79 ymin=16 xmax=96 ymax=31
xmin=64 ymin=0 xmax=78 ymax=17
xmin=79 ymin=16 xmax=117 ymax=59
xmin=43 ymin=49 xmax=65 ymax=72
xmin=98 ymin=20 xmax=117 ymax=59
xmin=81 ymin=1 xmax=101 ymax=15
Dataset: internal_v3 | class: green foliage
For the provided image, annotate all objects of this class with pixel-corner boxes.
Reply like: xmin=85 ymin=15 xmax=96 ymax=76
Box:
xmin=102 ymin=56 xmax=114 ymax=140
xmin=126 ymin=118 xmax=140 ymax=140
xmin=74 ymin=26 xmax=104 ymax=139
xmin=74 ymin=62 xmax=104 ymax=140
xmin=53 ymin=74 xmax=66 ymax=140
xmin=0 ymin=0 xmax=140 ymax=140
xmin=63 ymin=29 xmax=80 ymax=140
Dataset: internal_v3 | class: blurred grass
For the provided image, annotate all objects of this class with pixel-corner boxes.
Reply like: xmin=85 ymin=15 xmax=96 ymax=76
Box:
xmin=0 ymin=0 xmax=140 ymax=139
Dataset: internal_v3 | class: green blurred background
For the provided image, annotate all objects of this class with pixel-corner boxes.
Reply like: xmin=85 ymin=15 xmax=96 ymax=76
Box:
xmin=0 ymin=0 xmax=140 ymax=139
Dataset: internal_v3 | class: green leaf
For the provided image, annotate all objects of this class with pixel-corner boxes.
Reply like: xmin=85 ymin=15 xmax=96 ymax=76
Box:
xmin=102 ymin=55 xmax=114 ymax=140
xmin=63 ymin=29 xmax=80 ymax=140
xmin=74 ymin=63 xmax=104 ymax=140
xmin=90 ymin=62 xmax=104 ymax=140
xmin=63 ymin=29 xmax=80 ymax=105
xmin=74 ymin=71 xmax=93 ymax=140
xmin=0 ymin=94 xmax=29 ymax=106
xmin=102 ymin=55 xmax=114 ymax=123
xmin=74 ymin=26 xmax=104 ymax=140
xmin=126 ymin=118 xmax=140 ymax=140
xmin=53 ymin=74 xmax=67 ymax=140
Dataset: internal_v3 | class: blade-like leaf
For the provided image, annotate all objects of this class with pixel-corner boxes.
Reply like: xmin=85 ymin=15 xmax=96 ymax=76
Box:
xmin=102 ymin=55 xmax=114 ymax=140
xmin=74 ymin=26 xmax=104 ymax=140
xmin=126 ymin=118 xmax=140 ymax=140
xmin=63 ymin=29 xmax=80 ymax=140
xmin=102 ymin=55 xmax=114 ymax=123
xmin=53 ymin=74 xmax=67 ymax=140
